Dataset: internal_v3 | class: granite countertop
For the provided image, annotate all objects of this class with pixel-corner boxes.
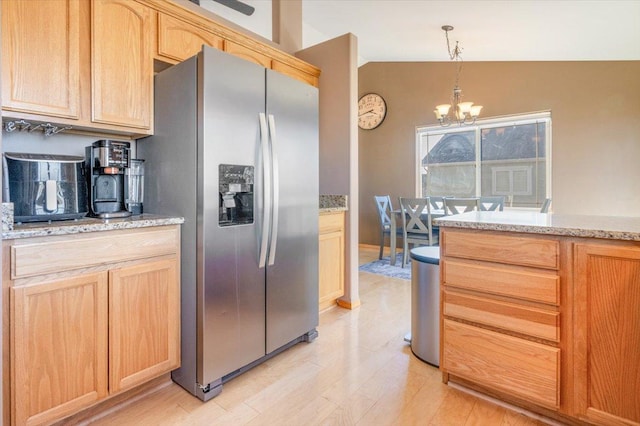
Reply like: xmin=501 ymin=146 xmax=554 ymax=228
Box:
xmin=3 ymin=214 xmax=185 ymax=240
xmin=434 ymin=211 xmax=640 ymax=241
xmin=319 ymin=194 xmax=348 ymax=213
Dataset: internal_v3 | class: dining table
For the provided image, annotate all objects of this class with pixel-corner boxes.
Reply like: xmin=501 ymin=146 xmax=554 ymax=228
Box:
xmin=389 ymin=208 xmax=445 ymax=266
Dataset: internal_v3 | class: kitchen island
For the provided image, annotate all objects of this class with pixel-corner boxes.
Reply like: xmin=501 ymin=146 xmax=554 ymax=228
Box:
xmin=435 ymin=211 xmax=640 ymax=426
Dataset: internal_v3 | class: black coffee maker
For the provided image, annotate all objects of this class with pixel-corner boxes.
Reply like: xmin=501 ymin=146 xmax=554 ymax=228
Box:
xmin=86 ymin=140 xmax=131 ymax=218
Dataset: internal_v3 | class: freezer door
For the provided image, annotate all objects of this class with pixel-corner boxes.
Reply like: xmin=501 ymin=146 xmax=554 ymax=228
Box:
xmin=199 ymin=47 xmax=267 ymax=384
xmin=265 ymin=69 xmax=319 ymax=353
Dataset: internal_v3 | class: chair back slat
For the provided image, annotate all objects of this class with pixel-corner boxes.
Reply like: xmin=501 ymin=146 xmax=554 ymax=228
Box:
xmin=402 ymin=198 xmax=431 ymax=235
xmin=540 ymin=198 xmax=552 ymax=213
xmin=399 ymin=197 xmax=438 ymax=267
xmin=444 ymin=197 xmax=480 ymax=215
xmin=479 ymin=196 xmax=505 ymax=211
xmin=428 ymin=196 xmax=446 ymax=211
xmin=374 ymin=195 xmax=393 ymax=228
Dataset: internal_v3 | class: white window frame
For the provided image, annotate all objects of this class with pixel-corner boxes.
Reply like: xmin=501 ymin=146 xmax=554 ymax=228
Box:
xmin=415 ymin=111 xmax=552 ymax=207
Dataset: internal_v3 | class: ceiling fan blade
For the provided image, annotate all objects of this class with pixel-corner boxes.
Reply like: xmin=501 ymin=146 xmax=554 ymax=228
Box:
xmin=211 ymin=0 xmax=255 ymax=16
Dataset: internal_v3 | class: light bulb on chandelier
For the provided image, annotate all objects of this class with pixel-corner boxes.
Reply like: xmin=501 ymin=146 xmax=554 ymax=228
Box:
xmin=433 ymin=25 xmax=482 ymax=127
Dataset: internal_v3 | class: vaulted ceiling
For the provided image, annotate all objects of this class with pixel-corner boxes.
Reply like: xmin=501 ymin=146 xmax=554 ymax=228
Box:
xmin=195 ymin=0 xmax=640 ymax=65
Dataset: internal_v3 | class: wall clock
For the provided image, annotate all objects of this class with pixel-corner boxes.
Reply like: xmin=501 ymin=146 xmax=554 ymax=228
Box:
xmin=358 ymin=93 xmax=387 ymax=130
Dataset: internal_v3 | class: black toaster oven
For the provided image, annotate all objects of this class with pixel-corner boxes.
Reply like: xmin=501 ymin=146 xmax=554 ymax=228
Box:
xmin=3 ymin=152 xmax=88 ymax=223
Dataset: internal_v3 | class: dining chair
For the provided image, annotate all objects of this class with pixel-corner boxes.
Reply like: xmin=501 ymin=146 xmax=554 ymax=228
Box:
xmin=428 ymin=196 xmax=447 ymax=211
xmin=540 ymin=198 xmax=552 ymax=213
xmin=426 ymin=196 xmax=446 ymax=236
xmin=479 ymin=196 xmax=505 ymax=211
xmin=443 ymin=197 xmax=480 ymax=215
xmin=374 ymin=195 xmax=403 ymax=260
xmin=399 ymin=197 xmax=438 ymax=268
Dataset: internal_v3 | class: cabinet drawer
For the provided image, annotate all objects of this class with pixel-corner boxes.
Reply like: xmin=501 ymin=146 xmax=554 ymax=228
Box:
xmin=443 ymin=319 xmax=560 ymax=409
xmin=443 ymin=291 xmax=560 ymax=341
xmin=443 ymin=259 xmax=560 ymax=305
xmin=11 ymin=226 xmax=179 ymax=279
xmin=319 ymin=212 xmax=344 ymax=233
xmin=444 ymin=230 xmax=559 ymax=269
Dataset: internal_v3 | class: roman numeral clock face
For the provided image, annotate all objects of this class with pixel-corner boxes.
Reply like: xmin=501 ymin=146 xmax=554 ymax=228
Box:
xmin=358 ymin=93 xmax=387 ymax=130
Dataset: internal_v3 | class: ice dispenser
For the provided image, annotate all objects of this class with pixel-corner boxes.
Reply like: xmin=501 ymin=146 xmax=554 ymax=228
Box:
xmin=219 ymin=164 xmax=254 ymax=226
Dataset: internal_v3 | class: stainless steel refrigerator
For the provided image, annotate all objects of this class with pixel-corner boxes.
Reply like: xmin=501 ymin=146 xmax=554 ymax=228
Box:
xmin=138 ymin=46 xmax=319 ymax=401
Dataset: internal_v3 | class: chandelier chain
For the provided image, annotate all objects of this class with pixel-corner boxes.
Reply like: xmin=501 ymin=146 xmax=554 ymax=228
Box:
xmin=433 ymin=25 xmax=482 ymax=127
xmin=444 ymin=27 xmax=463 ymax=89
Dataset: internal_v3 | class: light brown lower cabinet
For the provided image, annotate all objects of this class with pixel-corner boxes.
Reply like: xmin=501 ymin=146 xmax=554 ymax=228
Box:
xmin=440 ymin=227 xmax=640 ymax=426
xmin=11 ymin=273 xmax=109 ymax=426
xmin=318 ymin=211 xmax=345 ymax=311
xmin=3 ymin=225 xmax=181 ymax=426
xmin=573 ymin=242 xmax=640 ymax=425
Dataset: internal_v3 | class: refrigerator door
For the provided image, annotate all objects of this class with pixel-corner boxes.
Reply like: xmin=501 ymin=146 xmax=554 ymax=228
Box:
xmin=199 ymin=47 xmax=267 ymax=384
xmin=265 ymin=69 xmax=319 ymax=353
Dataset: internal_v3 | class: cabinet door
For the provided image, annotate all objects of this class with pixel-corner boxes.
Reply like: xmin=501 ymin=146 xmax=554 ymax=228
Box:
xmin=319 ymin=229 xmax=345 ymax=310
xmin=1 ymin=0 xmax=80 ymax=118
xmin=91 ymin=0 xmax=153 ymax=130
xmin=109 ymin=258 xmax=180 ymax=394
xmin=157 ymin=13 xmax=223 ymax=63
xmin=574 ymin=243 xmax=640 ymax=425
xmin=318 ymin=213 xmax=345 ymax=311
xmin=11 ymin=273 xmax=108 ymax=426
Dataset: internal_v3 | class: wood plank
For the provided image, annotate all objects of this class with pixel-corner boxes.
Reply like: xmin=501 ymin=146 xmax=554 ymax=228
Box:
xmin=271 ymin=60 xmax=319 ymax=87
xmin=573 ymin=242 xmax=640 ymax=424
xmin=444 ymin=290 xmax=560 ymax=342
xmin=443 ymin=229 xmax=559 ymax=269
xmin=442 ymin=319 xmax=560 ymax=409
xmin=443 ymin=259 xmax=560 ymax=305
xmin=11 ymin=226 xmax=179 ymax=279
xmin=156 ymin=12 xmax=223 ymax=62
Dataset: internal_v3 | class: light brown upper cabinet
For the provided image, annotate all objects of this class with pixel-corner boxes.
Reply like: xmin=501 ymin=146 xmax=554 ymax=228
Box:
xmin=1 ymin=0 xmax=80 ymax=119
xmin=2 ymin=0 xmax=154 ymax=136
xmin=140 ymin=0 xmax=320 ymax=87
xmin=92 ymin=0 xmax=153 ymax=131
xmin=156 ymin=13 xmax=224 ymax=63
xmin=224 ymin=40 xmax=272 ymax=68
xmin=2 ymin=0 xmax=319 ymax=138
xmin=272 ymin=60 xmax=319 ymax=87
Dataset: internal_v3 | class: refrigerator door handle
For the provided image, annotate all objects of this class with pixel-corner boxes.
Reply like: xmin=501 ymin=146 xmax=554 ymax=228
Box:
xmin=258 ymin=112 xmax=271 ymax=269
xmin=267 ymin=114 xmax=279 ymax=266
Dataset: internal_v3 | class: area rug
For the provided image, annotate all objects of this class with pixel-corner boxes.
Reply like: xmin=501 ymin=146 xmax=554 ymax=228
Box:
xmin=359 ymin=253 xmax=411 ymax=280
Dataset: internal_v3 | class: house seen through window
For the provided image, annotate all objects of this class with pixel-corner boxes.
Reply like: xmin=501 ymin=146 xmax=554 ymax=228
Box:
xmin=416 ymin=112 xmax=551 ymax=209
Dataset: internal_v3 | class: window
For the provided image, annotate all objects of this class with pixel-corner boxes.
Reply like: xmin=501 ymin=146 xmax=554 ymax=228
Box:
xmin=416 ymin=112 xmax=551 ymax=209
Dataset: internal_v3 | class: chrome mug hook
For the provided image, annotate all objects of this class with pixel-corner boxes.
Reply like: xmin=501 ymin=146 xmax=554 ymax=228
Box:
xmin=14 ymin=120 xmax=31 ymax=131
xmin=4 ymin=121 xmax=17 ymax=132
xmin=52 ymin=125 xmax=72 ymax=135
xmin=43 ymin=123 xmax=58 ymax=137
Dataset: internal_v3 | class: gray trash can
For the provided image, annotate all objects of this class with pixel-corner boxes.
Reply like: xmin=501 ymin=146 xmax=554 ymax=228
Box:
xmin=409 ymin=246 xmax=440 ymax=367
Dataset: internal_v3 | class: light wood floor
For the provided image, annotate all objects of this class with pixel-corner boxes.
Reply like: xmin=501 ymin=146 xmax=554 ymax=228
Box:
xmin=87 ymin=245 xmax=548 ymax=425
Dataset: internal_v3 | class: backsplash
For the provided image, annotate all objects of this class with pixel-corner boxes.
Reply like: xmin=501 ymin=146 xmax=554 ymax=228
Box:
xmin=2 ymin=202 xmax=14 ymax=231
xmin=2 ymin=129 xmax=135 ymax=157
